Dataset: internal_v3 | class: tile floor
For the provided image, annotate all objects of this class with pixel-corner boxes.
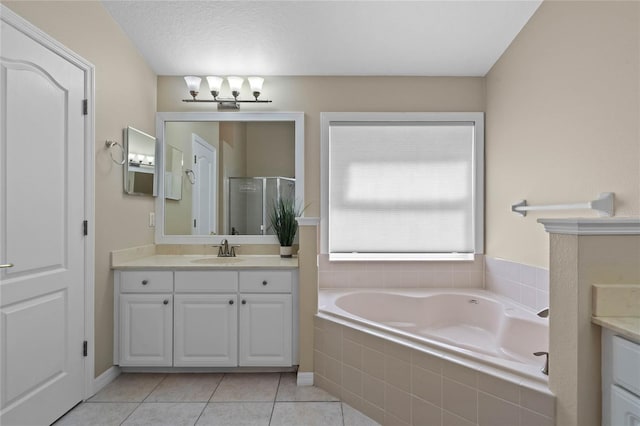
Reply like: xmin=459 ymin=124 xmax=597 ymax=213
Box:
xmin=54 ymin=372 xmax=380 ymax=426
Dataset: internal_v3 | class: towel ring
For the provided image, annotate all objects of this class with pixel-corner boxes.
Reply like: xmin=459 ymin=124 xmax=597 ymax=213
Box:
xmin=105 ymin=140 xmax=125 ymax=165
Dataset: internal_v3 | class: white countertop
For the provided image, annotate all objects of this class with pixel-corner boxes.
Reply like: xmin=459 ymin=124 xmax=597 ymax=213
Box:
xmin=592 ymin=316 xmax=640 ymax=343
xmin=112 ymin=254 xmax=298 ymax=270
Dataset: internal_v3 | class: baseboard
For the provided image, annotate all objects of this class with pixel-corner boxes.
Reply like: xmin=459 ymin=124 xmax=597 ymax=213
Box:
xmin=296 ymin=371 xmax=314 ymax=386
xmin=92 ymin=366 xmax=121 ymax=396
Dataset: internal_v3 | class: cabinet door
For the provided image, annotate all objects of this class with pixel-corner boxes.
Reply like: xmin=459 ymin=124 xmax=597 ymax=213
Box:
xmin=119 ymin=294 xmax=172 ymax=366
xmin=239 ymin=294 xmax=292 ymax=366
xmin=174 ymin=294 xmax=238 ymax=367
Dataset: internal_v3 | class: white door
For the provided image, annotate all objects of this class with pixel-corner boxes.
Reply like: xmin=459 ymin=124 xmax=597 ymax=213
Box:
xmin=0 ymin=11 xmax=89 ymax=426
xmin=191 ymin=134 xmax=216 ymax=235
xmin=239 ymin=294 xmax=292 ymax=367
xmin=174 ymin=294 xmax=238 ymax=367
xmin=119 ymin=294 xmax=173 ymax=367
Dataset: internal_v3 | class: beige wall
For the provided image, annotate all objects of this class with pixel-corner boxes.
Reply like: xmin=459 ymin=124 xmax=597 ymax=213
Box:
xmin=3 ymin=1 xmax=158 ymax=377
xmin=164 ymin=122 xmax=219 ymax=235
xmin=246 ymin=122 xmax=295 ymax=178
xmin=158 ymin=75 xmax=486 ymax=219
xmin=485 ymin=1 xmax=640 ymax=268
xmin=220 ymin=122 xmax=247 ymax=234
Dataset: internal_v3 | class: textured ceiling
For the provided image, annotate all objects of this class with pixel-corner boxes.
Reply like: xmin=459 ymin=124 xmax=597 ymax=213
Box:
xmin=102 ymin=0 xmax=542 ymax=77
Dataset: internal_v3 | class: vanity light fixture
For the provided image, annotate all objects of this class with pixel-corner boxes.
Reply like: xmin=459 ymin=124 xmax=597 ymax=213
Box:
xmin=182 ymin=75 xmax=272 ymax=110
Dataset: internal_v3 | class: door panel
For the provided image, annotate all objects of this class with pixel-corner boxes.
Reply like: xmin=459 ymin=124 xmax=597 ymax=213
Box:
xmin=174 ymin=294 xmax=237 ymax=367
xmin=239 ymin=294 xmax=292 ymax=366
xmin=2 ymin=291 xmax=66 ymax=405
xmin=1 ymin=14 xmax=86 ymax=425
xmin=119 ymin=294 xmax=173 ymax=366
xmin=192 ymin=134 xmax=216 ymax=235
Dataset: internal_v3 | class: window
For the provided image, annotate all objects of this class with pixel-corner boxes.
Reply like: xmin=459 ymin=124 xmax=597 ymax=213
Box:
xmin=321 ymin=112 xmax=484 ymax=261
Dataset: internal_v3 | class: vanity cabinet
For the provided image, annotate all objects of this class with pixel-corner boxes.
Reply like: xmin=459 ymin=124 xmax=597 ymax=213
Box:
xmin=174 ymin=294 xmax=237 ymax=367
xmin=239 ymin=271 xmax=293 ymax=366
xmin=602 ymin=328 xmax=640 ymax=426
xmin=119 ymin=293 xmax=173 ymax=367
xmin=173 ymin=271 xmax=239 ymax=367
xmin=113 ymin=267 xmax=297 ymax=369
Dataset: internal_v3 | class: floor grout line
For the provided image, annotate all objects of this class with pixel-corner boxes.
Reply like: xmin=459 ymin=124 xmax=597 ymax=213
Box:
xmin=58 ymin=372 xmax=377 ymax=426
xmin=118 ymin=401 xmax=142 ymax=426
xmin=268 ymin=373 xmax=282 ymax=425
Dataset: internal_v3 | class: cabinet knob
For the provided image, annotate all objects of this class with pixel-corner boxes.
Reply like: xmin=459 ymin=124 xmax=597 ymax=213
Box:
xmin=142 ymin=280 xmax=148 ymax=285
xmin=163 ymin=299 xmax=169 ymax=305
xmin=241 ymin=300 xmax=246 ymax=305
xmin=229 ymin=300 xmax=234 ymax=305
xmin=262 ymin=280 xmax=268 ymax=286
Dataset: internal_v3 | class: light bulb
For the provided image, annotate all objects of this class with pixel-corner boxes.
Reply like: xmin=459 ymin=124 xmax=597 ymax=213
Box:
xmin=206 ymin=76 xmax=223 ymax=99
xmin=248 ymin=77 xmax=264 ymax=100
xmin=226 ymin=76 xmax=244 ymax=99
xmin=184 ymin=76 xmax=201 ymax=100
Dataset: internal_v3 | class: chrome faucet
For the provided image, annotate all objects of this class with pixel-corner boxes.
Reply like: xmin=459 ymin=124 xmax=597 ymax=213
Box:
xmin=534 ymin=351 xmax=549 ymax=375
xmin=215 ymin=239 xmax=238 ymax=257
xmin=536 ymin=308 xmax=549 ymax=318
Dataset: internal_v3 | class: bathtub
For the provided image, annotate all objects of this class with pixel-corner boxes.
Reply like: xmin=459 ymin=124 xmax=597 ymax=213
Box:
xmin=318 ymin=288 xmax=549 ymax=383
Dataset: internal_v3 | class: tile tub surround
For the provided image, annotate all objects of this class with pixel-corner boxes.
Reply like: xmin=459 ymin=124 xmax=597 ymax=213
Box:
xmin=485 ymin=257 xmax=549 ymax=311
xmin=55 ymin=372 xmax=379 ymax=426
xmin=318 ymin=254 xmax=485 ymax=289
xmin=313 ymin=316 xmax=555 ymax=426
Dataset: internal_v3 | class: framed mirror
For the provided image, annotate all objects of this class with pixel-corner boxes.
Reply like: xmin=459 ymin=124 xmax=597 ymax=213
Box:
xmin=155 ymin=112 xmax=304 ymax=244
xmin=124 ymin=126 xmax=158 ymax=196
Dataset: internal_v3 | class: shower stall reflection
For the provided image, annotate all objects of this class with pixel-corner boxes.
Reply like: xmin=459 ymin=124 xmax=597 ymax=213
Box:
xmin=228 ymin=177 xmax=295 ymax=235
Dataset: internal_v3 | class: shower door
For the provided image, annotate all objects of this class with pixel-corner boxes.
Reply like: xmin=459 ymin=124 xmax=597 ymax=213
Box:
xmin=229 ymin=178 xmax=264 ymax=235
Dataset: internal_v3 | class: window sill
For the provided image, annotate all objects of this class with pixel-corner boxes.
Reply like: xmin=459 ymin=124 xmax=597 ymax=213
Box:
xmin=328 ymin=253 xmax=475 ymax=262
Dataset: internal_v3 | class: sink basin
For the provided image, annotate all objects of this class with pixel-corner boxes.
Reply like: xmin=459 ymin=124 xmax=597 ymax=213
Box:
xmin=190 ymin=257 xmax=244 ymax=265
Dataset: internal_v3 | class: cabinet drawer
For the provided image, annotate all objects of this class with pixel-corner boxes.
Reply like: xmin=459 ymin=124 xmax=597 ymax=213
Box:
xmin=120 ymin=271 xmax=173 ymax=293
xmin=239 ymin=270 xmax=292 ymax=293
xmin=613 ymin=335 xmax=640 ymax=396
xmin=175 ymin=271 xmax=238 ymax=293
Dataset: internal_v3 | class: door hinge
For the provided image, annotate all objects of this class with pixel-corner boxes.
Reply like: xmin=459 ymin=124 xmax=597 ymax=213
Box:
xmin=83 ymin=340 xmax=88 ymax=357
xmin=194 ymin=155 xmax=197 ymax=164
xmin=83 ymin=220 xmax=88 ymax=236
xmin=82 ymin=99 xmax=88 ymax=116
xmin=193 ymin=219 xmax=197 ymax=228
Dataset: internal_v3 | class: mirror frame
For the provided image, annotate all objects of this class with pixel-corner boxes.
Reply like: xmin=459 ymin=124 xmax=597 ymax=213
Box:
xmin=155 ymin=111 xmax=305 ymax=244
xmin=124 ymin=126 xmax=158 ymax=197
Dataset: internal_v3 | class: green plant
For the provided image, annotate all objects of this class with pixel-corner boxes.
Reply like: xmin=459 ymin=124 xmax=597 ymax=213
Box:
xmin=269 ymin=197 xmax=304 ymax=247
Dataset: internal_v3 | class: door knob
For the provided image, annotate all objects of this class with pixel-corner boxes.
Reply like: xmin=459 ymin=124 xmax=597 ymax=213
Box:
xmin=0 ymin=263 xmax=14 ymax=269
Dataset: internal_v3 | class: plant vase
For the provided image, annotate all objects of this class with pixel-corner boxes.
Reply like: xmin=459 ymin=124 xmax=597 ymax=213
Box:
xmin=279 ymin=246 xmax=293 ymax=258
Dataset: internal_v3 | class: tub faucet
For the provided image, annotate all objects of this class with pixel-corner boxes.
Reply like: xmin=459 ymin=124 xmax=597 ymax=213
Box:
xmin=536 ymin=308 xmax=549 ymax=318
xmin=534 ymin=351 xmax=549 ymax=375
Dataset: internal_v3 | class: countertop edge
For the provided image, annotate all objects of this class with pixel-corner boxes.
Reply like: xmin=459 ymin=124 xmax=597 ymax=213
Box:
xmin=111 ymin=255 xmax=299 ymax=270
xmin=592 ymin=316 xmax=640 ymax=342
xmin=112 ymin=265 xmax=299 ymax=270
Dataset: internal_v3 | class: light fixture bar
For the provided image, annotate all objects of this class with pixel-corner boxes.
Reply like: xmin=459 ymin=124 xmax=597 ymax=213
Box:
xmin=182 ymin=99 xmax=273 ymax=103
xmin=182 ymin=75 xmax=271 ymax=109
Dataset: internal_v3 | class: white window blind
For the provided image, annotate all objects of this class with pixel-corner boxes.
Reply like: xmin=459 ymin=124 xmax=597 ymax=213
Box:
xmin=322 ymin=114 xmax=483 ymax=260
